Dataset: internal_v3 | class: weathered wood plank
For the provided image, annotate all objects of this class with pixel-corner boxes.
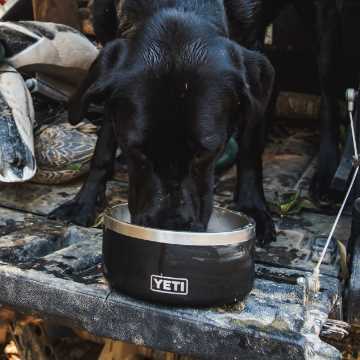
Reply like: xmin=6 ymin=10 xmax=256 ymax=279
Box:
xmin=255 ymin=212 xmax=351 ymax=277
xmin=0 ymin=181 xmax=128 ymax=216
xmin=30 ymin=229 xmax=103 ymax=284
xmin=0 ymin=261 xmax=341 ymax=359
xmin=0 ymin=207 xmax=103 ymax=267
xmin=0 ymin=123 xmax=346 ymax=359
xmin=0 ymin=205 xmax=341 ymax=360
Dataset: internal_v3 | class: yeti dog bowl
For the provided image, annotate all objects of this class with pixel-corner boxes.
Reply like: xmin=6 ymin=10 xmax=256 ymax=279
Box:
xmin=103 ymin=204 xmax=255 ymax=306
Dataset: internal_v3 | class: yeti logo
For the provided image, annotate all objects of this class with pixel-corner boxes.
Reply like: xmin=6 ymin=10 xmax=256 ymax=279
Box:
xmin=150 ymin=275 xmax=189 ymax=295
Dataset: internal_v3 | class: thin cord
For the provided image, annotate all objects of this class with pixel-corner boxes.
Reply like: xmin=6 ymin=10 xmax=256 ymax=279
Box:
xmin=314 ymin=165 xmax=359 ymax=273
xmin=350 ymin=111 xmax=359 ymax=160
xmin=314 ymin=107 xmax=359 ymax=273
xmin=299 ymin=94 xmax=360 ymax=297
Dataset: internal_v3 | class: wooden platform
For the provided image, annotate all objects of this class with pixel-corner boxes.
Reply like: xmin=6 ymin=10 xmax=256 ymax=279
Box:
xmin=0 ymin=123 xmax=350 ymax=359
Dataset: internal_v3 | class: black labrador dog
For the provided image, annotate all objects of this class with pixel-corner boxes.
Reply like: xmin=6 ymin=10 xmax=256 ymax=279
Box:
xmin=51 ymin=0 xmax=341 ymax=246
xmin=51 ymin=0 xmax=275 ymax=245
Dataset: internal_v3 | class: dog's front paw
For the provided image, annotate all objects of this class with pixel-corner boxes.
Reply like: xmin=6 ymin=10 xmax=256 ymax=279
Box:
xmin=49 ymin=199 xmax=97 ymax=227
xmin=254 ymin=210 xmax=276 ymax=246
xmin=233 ymin=205 xmax=276 ymax=246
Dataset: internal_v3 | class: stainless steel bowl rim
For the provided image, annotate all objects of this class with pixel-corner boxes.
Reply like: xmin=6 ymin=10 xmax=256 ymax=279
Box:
xmin=104 ymin=205 xmax=255 ymax=246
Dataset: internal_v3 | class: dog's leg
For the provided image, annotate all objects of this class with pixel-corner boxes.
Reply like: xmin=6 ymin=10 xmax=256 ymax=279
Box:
xmin=50 ymin=40 xmax=127 ymax=226
xmin=226 ymin=46 xmax=276 ymax=246
xmin=234 ymin=116 xmax=276 ymax=246
xmin=49 ymin=118 xmax=117 ymax=226
xmin=295 ymin=0 xmax=342 ymax=200
xmin=315 ymin=1 xmax=342 ymax=200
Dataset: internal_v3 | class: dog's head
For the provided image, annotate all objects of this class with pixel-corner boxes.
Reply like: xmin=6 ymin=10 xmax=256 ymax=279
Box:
xmin=71 ymin=12 xmax=274 ymax=231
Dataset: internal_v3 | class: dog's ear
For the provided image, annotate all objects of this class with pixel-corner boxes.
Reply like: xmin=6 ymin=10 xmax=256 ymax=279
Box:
xmin=68 ymin=76 xmax=113 ymax=125
xmin=228 ymin=44 xmax=275 ymax=126
xmin=68 ymin=39 xmax=129 ymax=125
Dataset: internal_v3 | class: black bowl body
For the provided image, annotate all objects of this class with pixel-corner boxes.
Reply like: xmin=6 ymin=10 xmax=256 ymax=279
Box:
xmin=103 ymin=206 xmax=255 ymax=307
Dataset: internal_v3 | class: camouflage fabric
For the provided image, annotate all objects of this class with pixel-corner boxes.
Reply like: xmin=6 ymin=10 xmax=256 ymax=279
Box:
xmin=32 ymin=122 xmax=97 ymax=184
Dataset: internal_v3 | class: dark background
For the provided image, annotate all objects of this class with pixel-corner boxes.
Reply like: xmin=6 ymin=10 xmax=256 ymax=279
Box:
xmin=269 ymin=1 xmax=360 ymax=95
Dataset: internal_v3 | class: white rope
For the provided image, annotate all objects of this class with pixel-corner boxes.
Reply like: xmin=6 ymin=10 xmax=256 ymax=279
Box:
xmin=314 ymin=165 xmax=359 ymax=273
xmin=310 ymin=102 xmax=359 ymax=289
xmin=349 ymin=111 xmax=359 ymax=160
